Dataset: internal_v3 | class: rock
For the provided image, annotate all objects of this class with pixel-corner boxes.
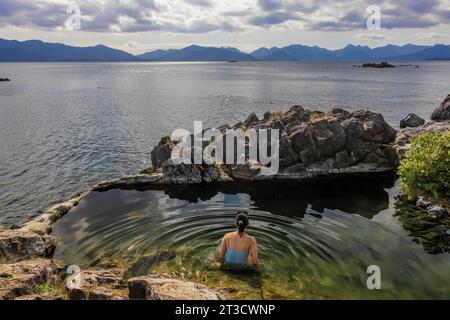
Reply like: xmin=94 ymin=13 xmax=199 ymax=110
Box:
xmin=431 ymin=94 xmax=450 ymax=121
xmin=94 ymin=174 xmax=168 ymax=190
xmin=335 ymin=150 xmax=351 ymax=168
xmin=19 ymin=192 xmax=87 ymax=235
xmin=393 ymin=121 xmax=450 ymax=160
xmin=66 ymin=268 xmax=127 ymax=300
xmin=427 ymin=205 xmax=448 ymax=218
xmin=400 ymin=113 xmax=425 ymax=128
xmin=19 ymin=222 xmax=51 ymax=236
xmin=0 ymin=78 xmax=10 ymax=82
xmin=14 ymin=294 xmax=64 ymax=300
xmin=331 ymin=108 xmax=350 ymax=116
xmin=151 ymin=138 xmax=173 ymax=168
xmin=128 ymin=277 xmax=225 ymax=300
xmin=94 ymin=107 xmax=399 ymax=189
xmin=416 ymin=197 xmax=432 ymax=209
xmin=287 ymin=105 xmax=309 ymax=122
xmin=279 ymin=133 xmax=299 ymax=167
xmin=244 ymin=113 xmax=259 ymax=126
xmin=0 ymin=229 xmax=56 ymax=262
xmin=0 ymin=259 xmax=60 ymax=300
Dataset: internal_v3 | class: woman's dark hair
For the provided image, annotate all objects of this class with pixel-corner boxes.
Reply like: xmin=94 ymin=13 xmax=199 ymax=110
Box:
xmin=236 ymin=211 xmax=249 ymax=235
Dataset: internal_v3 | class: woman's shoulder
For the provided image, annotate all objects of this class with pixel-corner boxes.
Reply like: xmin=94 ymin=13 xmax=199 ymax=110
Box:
xmin=224 ymin=232 xmax=235 ymax=239
xmin=245 ymin=234 xmax=257 ymax=243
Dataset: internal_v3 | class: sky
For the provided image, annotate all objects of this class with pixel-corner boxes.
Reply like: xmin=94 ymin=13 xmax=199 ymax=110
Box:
xmin=0 ymin=0 xmax=449 ymax=54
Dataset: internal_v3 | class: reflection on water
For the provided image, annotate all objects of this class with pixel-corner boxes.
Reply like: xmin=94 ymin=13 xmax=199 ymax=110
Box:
xmin=52 ymin=178 xmax=450 ymax=299
xmin=394 ymin=197 xmax=450 ymax=255
xmin=156 ymin=176 xmax=395 ymax=219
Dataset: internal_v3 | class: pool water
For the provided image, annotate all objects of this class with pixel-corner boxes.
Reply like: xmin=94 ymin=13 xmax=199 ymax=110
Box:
xmin=51 ymin=179 xmax=450 ymax=299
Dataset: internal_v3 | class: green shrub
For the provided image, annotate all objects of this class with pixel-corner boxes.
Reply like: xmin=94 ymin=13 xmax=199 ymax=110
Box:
xmin=398 ymin=131 xmax=450 ymax=201
xmin=34 ymin=281 xmax=65 ymax=296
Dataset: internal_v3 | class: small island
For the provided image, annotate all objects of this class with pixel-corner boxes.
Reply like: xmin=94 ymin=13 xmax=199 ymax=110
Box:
xmin=0 ymin=78 xmax=11 ymax=82
xmin=361 ymin=62 xmax=396 ymax=68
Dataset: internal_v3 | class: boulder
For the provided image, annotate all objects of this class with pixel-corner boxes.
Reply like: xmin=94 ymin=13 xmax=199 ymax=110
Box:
xmin=244 ymin=112 xmax=259 ymax=126
xmin=66 ymin=268 xmax=127 ymax=300
xmin=151 ymin=137 xmax=174 ymax=168
xmin=427 ymin=205 xmax=448 ymax=218
xmin=263 ymin=111 xmax=272 ymax=122
xmin=400 ymin=113 xmax=425 ymax=128
xmin=431 ymin=94 xmax=450 ymax=121
xmin=416 ymin=197 xmax=432 ymax=209
xmin=0 ymin=228 xmax=56 ymax=262
xmin=128 ymin=277 xmax=225 ymax=300
xmin=393 ymin=121 xmax=450 ymax=160
xmin=0 ymin=259 xmax=60 ymax=300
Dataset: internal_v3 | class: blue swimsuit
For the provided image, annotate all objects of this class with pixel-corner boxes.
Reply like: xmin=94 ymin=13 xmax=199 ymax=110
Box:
xmin=224 ymin=248 xmax=249 ymax=266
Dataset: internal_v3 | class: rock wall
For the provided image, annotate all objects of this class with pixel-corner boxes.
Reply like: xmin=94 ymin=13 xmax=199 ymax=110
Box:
xmin=145 ymin=107 xmax=398 ymax=183
xmin=393 ymin=121 xmax=450 ymax=160
xmin=431 ymin=94 xmax=450 ymax=121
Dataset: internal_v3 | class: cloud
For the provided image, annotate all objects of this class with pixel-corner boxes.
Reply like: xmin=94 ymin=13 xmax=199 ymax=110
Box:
xmin=248 ymin=12 xmax=300 ymax=26
xmin=127 ymin=41 xmax=140 ymax=48
xmin=183 ymin=0 xmax=212 ymax=7
xmin=415 ymin=32 xmax=446 ymax=39
xmin=0 ymin=0 xmax=449 ymax=34
xmin=352 ymin=33 xmax=392 ymax=41
xmin=257 ymin=0 xmax=283 ymax=12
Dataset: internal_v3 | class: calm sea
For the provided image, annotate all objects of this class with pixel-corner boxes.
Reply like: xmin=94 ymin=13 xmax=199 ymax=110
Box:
xmin=1 ymin=61 xmax=449 ymax=225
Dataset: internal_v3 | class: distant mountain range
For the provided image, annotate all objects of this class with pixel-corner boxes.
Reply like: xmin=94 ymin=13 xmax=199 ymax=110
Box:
xmin=0 ymin=39 xmax=137 ymax=62
xmin=1 ymin=38 xmax=450 ymax=62
xmin=137 ymin=45 xmax=256 ymax=61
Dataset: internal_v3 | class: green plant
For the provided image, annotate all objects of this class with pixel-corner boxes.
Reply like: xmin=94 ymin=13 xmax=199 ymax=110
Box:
xmin=214 ymin=161 xmax=223 ymax=172
xmin=34 ymin=281 xmax=65 ymax=296
xmin=398 ymin=131 xmax=450 ymax=201
xmin=0 ymin=256 xmax=9 ymax=264
xmin=239 ymin=123 xmax=248 ymax=131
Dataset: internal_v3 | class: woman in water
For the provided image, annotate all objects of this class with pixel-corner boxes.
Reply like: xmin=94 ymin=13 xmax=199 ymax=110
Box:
xmin=219 ymin=211 xmax=259 ymax=269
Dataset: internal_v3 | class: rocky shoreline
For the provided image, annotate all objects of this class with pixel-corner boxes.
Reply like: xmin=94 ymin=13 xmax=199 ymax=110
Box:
xmin=1 ymin=94 xmax=449 ymax=300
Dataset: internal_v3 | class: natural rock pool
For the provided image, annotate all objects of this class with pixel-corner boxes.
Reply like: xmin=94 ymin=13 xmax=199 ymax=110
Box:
xmin=51 ymin=178 xmax=450 ymax=299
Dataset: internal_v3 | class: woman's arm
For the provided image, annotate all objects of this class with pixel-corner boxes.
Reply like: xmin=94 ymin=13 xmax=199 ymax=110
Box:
xmin=219 ymin=235 xmax=227 ymax=264
xmin=250 ymin=238 xmax=259 ymax=267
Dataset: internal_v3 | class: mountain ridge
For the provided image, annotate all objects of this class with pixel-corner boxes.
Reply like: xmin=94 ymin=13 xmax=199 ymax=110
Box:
xmin=0 ymin=38 xmax=449 ymax=62
xmin=0 ymin=38 xmax=137 ymax=62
